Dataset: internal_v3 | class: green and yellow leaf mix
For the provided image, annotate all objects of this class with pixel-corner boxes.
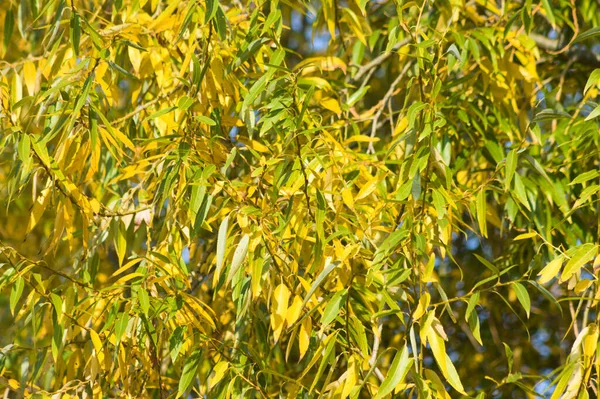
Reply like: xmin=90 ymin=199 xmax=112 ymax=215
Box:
xmin=1 ymin=0 xmax=600 ymax=397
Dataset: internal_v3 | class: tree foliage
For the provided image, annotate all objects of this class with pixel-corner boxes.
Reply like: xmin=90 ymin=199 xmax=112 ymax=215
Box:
xmin=1 ymin=0 xmax=600 ymax=397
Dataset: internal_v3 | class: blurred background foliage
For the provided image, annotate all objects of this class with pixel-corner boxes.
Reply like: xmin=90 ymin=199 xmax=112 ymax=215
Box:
xmin=1 ymin=0 xmax=600 ymax=397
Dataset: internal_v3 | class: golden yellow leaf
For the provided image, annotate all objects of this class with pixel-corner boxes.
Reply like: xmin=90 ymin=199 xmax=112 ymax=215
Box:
xmin=271 ymin=283 xmax=290 ymax=343
xmin=355 ymin=175 xmax=379 ymax=201
xmin=320 ymin=97 xmax=342 ymax=115
xmin=23 ymin=61 xmax=36 ymax=95
xmin=286 ymin=295 xmax=303 ymax=326
xmin=90 ymin=330 xmax=105 ymax=364
xmin=412 ymin=292 xmax=430 ymax=321
xmin=299 ymin=317 xmax=312 ymax=360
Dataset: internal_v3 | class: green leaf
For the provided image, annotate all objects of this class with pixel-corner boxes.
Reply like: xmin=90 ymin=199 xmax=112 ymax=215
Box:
xmin=374 ymin=345 xmax=412 ymax=399
xmin=194 ymin=115 xmax=216 ymax=125
xmin=114 ymin=312 xmax=129 ymax=344
xmin=170 ymin=326 xmax=187 ymax=362
xmin=561 ymin=243 xmax=597 ymax=282
xmin=585 ymin=104 xmax=600 ymax=121
xmin=347 ymin=86 xmax=370 ymax=106
xmin=138 ymin=288 xmax=150 ymax=316
xmin=569 ymin=170 xmax=599 ymax=186
xmin=532 ymin=109 xmax=570 ymax=122
xmin=108 ymin=61 xmax=137 ymax=80
xmin=70 ymin=13 xmax=81 ymax=56
xmin=205 ymin=0 xmax=219 ymax=23
xmin=302 ymin=259 xmax=340 ymax=307
xmin=573 ymin=27 xmax=600 ymax=44
xmin=177 ymin=348 xmax=202 ymax=397
xmin=465 ymin=291 xmax=480 ymax=321
xmin=505 ymin=149 xmax=517 ymax=190
xmin=473 ymin=253 xmax=498 ymax=274
xmin=10 ymin=276 xmax=24 ymax=315
xmin=432 ymin=190 xmax=446 ymax=218
xmin=444 ymin=353 xmax=466 ymax=394
xmin=3 ymin=8 xmax=14 ymax=52
xmin=584 ymin=69 xmax=600 ymax=95
xmin=504 ymin=343 xmax=514 ymax=373
xmin=468 ymin=311 xmax=483 ymax=345
xmin=540 ymin=0 xmax=555 ymax=27
xmin=146 ymin=106 xmax=177 ymax=120
xmin=177 ymin=96 xmax=194 ymax=110
xmin=512 ymin=282 xmax=530 ymax=318
xmin=320 ymin=289 xmax=347 ymax=327
xmin=513 ymin=174 xmax=531 ymax=211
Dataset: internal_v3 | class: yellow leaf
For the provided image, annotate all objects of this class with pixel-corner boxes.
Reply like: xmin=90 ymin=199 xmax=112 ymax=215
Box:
xmin=320 ymin=97 xmax=342 ymax=114
xmin=112 ymin=258 xmax=143 ymax=278
xmin=538 ymin=256 xmax=564 ymax=284
xmin=355 ymin=175 xmax=379 ymax=201
xmin=341 ymin=187 xmax=354 ymax=209
xmin=8 ymin=379 xmax=19 ymax=390
xmin=583 ymin=324 xmax=598 ymax=357
xmin=249 ymin=140 xmax=270 ymax=153
xmin=514 ymin=232 xmax=537 ymax=241
xmin=412 ymin=292 xmax=430 ymax=321
xmin=271 ymin=283 xmax=290 ymax=343
xmin=209 ymin=361 xmax=229 ymax=389
xmin=426 ymin=326 xmax=447 ymax=375
xmin=295 ymin=56 xmax=347 ymax=74
xmin=322 ymin=0 xmax=336 ymax=37
xmin=90 ymin=330 xmax=105 ymax=364
xmin=114 ymin=273 xmax=145 ymax=285
xmin=23 ymin=61 xmax=36 ymax=95
xmin=343 ymin=136 xmax=379 ymax=145
xmin=28 ymin=186 xmax=51 ymax=233
xmin=113 ymin=128 xmax=136 ymax=151
xmin=286 ymin=295 xmax=303 ymax=326
xmin=128 ymin=47 xmax=142 ymax=74
xmin=340 ymin=355 xmax=358 ymax=399
xmin=299 ymin=317 xmax=312 ymax=360
xmin=574 ymin=279 xmax=593 ymax=294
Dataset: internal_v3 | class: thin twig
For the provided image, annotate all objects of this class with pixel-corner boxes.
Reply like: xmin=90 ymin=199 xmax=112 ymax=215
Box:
xmin=352 ymin=38 xmax=412 ymax=82
xmin=367 ymin=61 xmax=412 ymax=154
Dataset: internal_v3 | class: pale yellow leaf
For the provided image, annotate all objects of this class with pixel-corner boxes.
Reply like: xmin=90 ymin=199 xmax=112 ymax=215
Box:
xmin=538 ymin=256 xmax=564 ymax=284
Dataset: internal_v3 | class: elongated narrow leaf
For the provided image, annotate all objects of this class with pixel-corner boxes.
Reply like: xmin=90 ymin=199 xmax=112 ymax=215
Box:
xmin=214 ymin=215 xmax=229 ymax=286
xmin=505 ymin=149 xmax=517 ymax=190
xmin=476 ymin=190 xmax=487 ymax=237
xmin=302 ymin=259 xmax=339 ymax=307
xmin=512 ymin=282 xmax=530 ymax=318
xmin=538 ymin=256 xmax=564 ymax=284
xmin=320 ymin=288 xmax=347 ymax=327
xmin=227 ymin=234 xmax=250 ymax=283
xmin=561 ymin=244 xmax=597 ymax=282
xmin=178 ymin=349 xmax=202 ymax=397
xmin=271 ymin=283 xmax=290 ymax=343
xmin=374 ymin=345 xmax=412 ymax=399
